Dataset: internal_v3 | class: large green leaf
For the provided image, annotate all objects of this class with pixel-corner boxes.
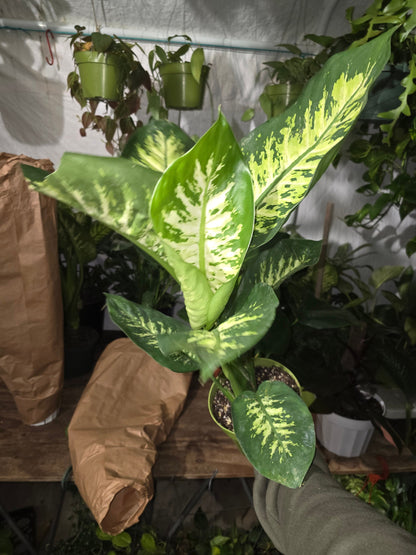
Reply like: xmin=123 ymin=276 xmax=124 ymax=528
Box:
xmin=105 ymin=293 xmax=198 ymax=373
xmin=158 ymin=283 xmax=278 ymax=381
xmin=22 ymin=154 xmax=172 ymax=273
xmin=151 ymin=111 xmax=254 ymax=329
xmin=370 ymin=265 xmax=404 ymax=290
xmin=244 ymin=238 xmax=322 ymax=291
xmin=240 ymin=30 xmax=393 ymax=248
xmin=297 ymin=295 xmax=360 ymax=329
xmin=232 ymin=380 xmax=315 ymax=487
xmin=122 ymin=118 xmax=195 ymax=172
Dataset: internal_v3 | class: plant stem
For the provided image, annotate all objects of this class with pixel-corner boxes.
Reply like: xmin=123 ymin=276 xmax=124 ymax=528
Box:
xmin=221 ymin=361 xmax=253 ymax=397
xmin=211 ymin=375 xmax=234 ymax=403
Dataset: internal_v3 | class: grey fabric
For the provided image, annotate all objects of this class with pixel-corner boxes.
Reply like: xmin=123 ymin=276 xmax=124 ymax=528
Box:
xmin=253 ymin=451 xmax=416 ymax=555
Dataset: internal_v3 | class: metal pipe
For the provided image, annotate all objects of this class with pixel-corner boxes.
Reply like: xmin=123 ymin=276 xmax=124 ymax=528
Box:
xmin=0 ymin=17 xmax=295 ymax=53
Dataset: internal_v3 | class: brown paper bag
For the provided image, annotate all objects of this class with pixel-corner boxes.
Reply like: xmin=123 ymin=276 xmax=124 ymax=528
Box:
xmin=0 ymin=153 xmax=64 ymax=425
xmin=68 ymin=338 xmax=192 ymax=535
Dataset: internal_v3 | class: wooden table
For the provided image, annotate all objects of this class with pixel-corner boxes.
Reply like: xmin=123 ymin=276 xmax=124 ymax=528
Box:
xmin=0 ymin=376 xmax=415 ymax=482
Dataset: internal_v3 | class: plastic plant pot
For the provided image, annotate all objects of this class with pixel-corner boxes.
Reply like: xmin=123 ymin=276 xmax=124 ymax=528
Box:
xmin=262 ymin=83 xmax=303 ymax=118
xmin=74 ymin=51 xmax=123 ymax=101
xmin=315 ymin=412 xmax=375 ymax=457
xmin=159 ymin=62 xmax=209 ymax=110
xmin=208 ymin=358 xmax=303 ymax=443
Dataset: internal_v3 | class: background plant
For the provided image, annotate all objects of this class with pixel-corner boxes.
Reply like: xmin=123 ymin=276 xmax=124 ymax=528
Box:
xmin=146 ymin=34 xmax=207 ymax=120
xmin=338 ymin=471 xmax=416 ymax=535
xmin=99 ymin=233 xmax=180 ymax=315
xmin=307 ymin=0 xmax=416 ymax=256
xmin=242 ymin=38 xmax=327 ymax=122
xmin=57 ymin=202 xmax=111 ymax=332
xmin=48 ymin=493 xmax=278 ymax=555
xmin=67 ymin=26 xmax=152 ymax=155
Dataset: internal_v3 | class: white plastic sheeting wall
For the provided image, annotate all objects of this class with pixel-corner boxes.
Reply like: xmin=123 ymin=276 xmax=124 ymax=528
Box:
xmin=1 ymin=0 xmax=414 ymax=270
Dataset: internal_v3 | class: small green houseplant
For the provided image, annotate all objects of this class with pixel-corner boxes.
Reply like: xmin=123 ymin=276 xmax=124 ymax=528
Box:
xmin=148 ymin=35 xmax=209 ymax=113
xmin=259 ymin=42 xmax=326 ymax=119
xmin=243 ymin=39 xmax=328 ymax=122
xmin=24 ymin=30 xmax=393 ymax=488
xmin=67 ymin=26 xmax=151 ymax=154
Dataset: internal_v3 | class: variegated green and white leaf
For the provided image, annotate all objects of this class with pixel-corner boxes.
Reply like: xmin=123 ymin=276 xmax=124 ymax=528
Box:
xmin=22 ymin=154 xmax=172 ymax=274
xmin=160 ymin=243 xmax=237 ymax=331
xmin=151 ymin=111 xmax=254 ymax=329
xmin=158 ymin=283 xmax=278 ymax=381
xmin=244 ymin=238 xmax=322 ymax=291
xmin=122 ymin=118 xmax=195 ymax=172
xmin=240 ymin=30 xmax=393 ymax=248
xmin=105 ymin=293 xmax=198 ymax=373
xmin=232 ymin=380 xmax=315 ymax=488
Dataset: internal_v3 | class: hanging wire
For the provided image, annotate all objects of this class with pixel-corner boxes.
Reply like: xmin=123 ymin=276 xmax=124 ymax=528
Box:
xmin=90 ymin=0 xmax=99 ymax=31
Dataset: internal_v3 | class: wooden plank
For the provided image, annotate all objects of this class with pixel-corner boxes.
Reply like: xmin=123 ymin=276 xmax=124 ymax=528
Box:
xmin=0 ymin=378 xmax=86 ymax=482
xmin=1 ymin=375 xmax=415 ymax=482
xmin=321 ymin=433 xmax=416 ymax=476
xmin=153 ymin=380 xmax=253 ymax=479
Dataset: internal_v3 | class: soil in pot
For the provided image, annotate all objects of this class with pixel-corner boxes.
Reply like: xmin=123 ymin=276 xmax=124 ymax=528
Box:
xmin=332 ymin=389 xmax=384 ymax=421
xmin=212 ymin=363 xmax=300 ymax=432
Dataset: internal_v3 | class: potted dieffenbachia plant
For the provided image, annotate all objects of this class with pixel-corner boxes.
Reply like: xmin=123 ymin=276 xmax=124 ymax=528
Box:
xmin=23 ymin=30 xmax=393 ymax=488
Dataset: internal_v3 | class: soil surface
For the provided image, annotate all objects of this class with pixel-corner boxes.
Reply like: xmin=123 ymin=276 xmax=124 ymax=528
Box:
xmin=336 ymin=392 xmax=384 ymax=420
xmin=212 ymin=364 xmax=300 ymax=432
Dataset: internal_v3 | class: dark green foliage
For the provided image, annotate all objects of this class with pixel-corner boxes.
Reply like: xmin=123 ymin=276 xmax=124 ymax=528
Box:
xmin=57 ymin=203 xmax=112 ymax=331
xmin=48 ymin=497 xmax=278 ymax=555
xmin=99 ymin=233 xmax=179 ymax=315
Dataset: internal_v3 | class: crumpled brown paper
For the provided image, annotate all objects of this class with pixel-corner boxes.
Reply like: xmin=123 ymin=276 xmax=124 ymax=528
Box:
xmin=68 ymin=338 xmax=192 ymax=535
xmin=0 ymin=153 xmax=64 ymax=425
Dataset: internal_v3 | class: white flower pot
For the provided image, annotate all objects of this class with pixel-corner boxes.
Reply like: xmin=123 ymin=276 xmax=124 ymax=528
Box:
xmin=315 ymin=412 xmax=375 ymax=457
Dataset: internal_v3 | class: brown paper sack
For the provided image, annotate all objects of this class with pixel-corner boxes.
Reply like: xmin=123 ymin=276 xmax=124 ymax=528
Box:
xmin=68 ymin=338 xmax=192 ymax=535
xmin=0 ymin=153 xmax=64 ymax=425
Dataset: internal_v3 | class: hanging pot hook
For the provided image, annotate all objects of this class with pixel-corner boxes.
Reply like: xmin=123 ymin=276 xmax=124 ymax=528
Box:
xmin=45 ymin=29 xmax=55 ymax=65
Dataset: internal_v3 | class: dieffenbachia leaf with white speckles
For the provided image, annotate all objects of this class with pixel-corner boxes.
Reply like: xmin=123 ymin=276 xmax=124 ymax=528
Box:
xmin=122 ymin=118 xmax=195 ymax=172
xmin=158 ymin=283 xmax=278 ymax=381
xmin=240 ymin=30 xmax=393 ymax=248
xmin=151 ymin=111 xmax=254 ymax=329
xmin=106 ymin=293 xmax=198 ymax=373
xmin=243 ymin=238 xmax=322 ymax=291
xmin=22 ymin=154 xmax=172 ymax=274
xmin=232 ymin=380 xmax=315 ymax=487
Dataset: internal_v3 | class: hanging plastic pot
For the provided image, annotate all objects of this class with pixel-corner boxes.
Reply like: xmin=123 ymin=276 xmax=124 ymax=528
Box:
xmin=74 ymin=51 xmax=123 ymax=101
xmin=159 ymin=62 xmax=210 ymax=110
xmin=260 ymin=82 xmax=303 ymax=119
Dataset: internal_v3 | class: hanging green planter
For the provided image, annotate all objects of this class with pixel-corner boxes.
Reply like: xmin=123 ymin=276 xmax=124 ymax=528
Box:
xmin=159 ymin=62 xmax=210 ymax=110
xmin=74 ymin=51 xmax=123 ymax=101
xmin=260 ymin=83 xmax=303 ymax=119
xmin=147 ymin=36 xmax=209 ymax=114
